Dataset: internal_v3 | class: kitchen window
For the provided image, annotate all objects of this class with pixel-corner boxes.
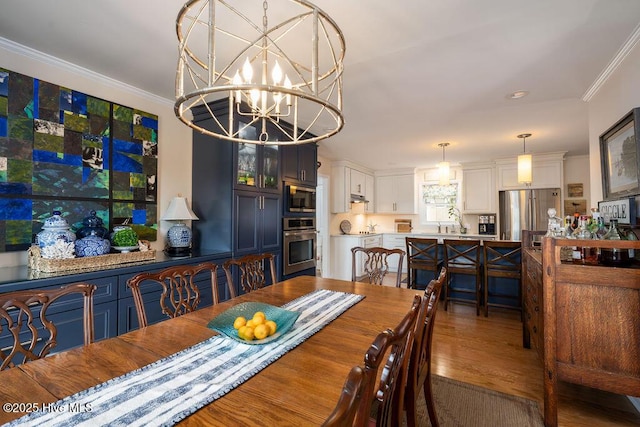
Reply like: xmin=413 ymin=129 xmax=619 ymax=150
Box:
xmin=419 ymin=182 xmax=460 ymax=224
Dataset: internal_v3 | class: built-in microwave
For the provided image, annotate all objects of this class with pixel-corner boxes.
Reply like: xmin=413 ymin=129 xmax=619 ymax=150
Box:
xmin=285 ymin=183 xmax=316 ymax=213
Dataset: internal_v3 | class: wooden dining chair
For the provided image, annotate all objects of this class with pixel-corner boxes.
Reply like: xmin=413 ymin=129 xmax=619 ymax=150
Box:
xmin=483 ymin=240 xmax=522 ymax=318
xmin=127 ymin=262 xmax=229 ymax=328
xmin=223 ymin=253 xmax=277 ymax=295
xmin=443 ymin=239 xmax=483 ymax=315
xmin=323 ymin=294 xmax=423 ymax=427
xmin=0 ymin=283 xmax=96 ymax=370
xmin=405 ymin=267 xmax=447 ymax=427
xmin=405 ymin=237 xmax=440 ymax=290
xmin=321 ymin=365 xmax=367 ymax=427
xmin=351 ymin=246 xmax=405 ymax=287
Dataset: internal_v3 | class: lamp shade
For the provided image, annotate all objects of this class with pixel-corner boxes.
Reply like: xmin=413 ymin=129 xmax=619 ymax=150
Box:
xmin=438 ymin=161 xmax=450 ymax=186
xmin=517 ymin=154 xmax=532 ymax=184
xmin=161 ymin=197 xmax=199 ymax=221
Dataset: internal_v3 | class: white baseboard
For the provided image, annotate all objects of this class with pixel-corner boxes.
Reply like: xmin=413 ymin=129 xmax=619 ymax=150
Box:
xmin=629 ymin=396 xmax=640 ymax=414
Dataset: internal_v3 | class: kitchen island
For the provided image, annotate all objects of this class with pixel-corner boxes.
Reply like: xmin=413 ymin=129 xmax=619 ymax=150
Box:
xmin=330 ymin=232 xmax=499 ymax=281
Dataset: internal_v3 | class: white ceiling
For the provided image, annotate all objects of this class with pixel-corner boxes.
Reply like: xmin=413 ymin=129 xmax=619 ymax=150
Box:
xmin=2 ymin=1 xmax=640 ymax=171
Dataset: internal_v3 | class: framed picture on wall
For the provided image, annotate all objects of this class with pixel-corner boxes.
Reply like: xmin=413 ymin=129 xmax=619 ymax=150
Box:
xmin=599 ymin=107 xmax=640 ymax=200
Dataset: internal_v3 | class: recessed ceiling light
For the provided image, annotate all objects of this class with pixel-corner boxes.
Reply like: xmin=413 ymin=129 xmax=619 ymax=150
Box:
xmin=509 ymin=90 xmax=529 ymax=99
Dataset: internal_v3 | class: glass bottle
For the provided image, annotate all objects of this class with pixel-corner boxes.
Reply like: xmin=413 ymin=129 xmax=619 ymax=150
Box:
xmin=574 ymin=215 xmax=597 ymax=264
xmin=600 ymin=219 xmax=630 ymax=266
xmin=626 ymin=228 xmax=637 ymax=260
xmin=564 ymin=215 xmax=574 ymax=238
xmin=595 ymin=216 xmax=607 ymax=240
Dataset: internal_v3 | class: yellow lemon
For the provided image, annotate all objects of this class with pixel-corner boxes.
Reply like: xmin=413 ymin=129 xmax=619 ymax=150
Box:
xmin=254 ymin=324 xmax=269 ymax=340
xmin=243 ymin=326 xmax=255 ymax=341
xmin=237 ymin=325 xmax=247 ymax=339
xmin=265 ymin=320 xmax=277 ymax=336
xmin=252 ymin=311 xmax=266 ymax=325
xmin=246 ymin=319 xmax=256 ymax=328
xmin=233 ymin=316 xmax=246 ymax=330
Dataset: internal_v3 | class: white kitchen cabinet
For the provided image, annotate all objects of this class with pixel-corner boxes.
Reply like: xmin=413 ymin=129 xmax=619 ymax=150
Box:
xmin=382 ymin=234 xmax=411 ymax=273
xmin=350 ymin=169 xmax=366 ymax=196
xmin=375 ymin=173 xmax=416 ymax=214
xmin=331 ymin=162 xmax=374 ymax=213
xmin=462 ymin=166 xmax=496 ymax=213
xmin=365 ymin=173 xmax=375 ymax=213
xmin=330 ymin=234 xmax=383 ymax=280
xmin=495 ymin=152 xmax=565 ymax=190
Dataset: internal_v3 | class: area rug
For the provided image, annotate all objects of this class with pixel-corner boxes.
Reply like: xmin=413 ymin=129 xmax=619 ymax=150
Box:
xmin=409 ymin=375 xmax=544 ymax=427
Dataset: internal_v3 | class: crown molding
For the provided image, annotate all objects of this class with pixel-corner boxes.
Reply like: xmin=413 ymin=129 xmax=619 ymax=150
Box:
xmin=0 ymin=37 xmax=173 ymax=108
xmin=582 ymin=23 xmax=640 ymax=102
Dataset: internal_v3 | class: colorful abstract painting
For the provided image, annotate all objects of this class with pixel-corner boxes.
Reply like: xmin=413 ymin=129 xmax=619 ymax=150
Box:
xmin=0 ymin=68 xmax=159 ymax=252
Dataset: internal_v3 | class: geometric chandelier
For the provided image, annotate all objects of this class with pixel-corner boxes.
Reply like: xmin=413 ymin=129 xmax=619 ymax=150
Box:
xmin=175 ymin=0 xmax=346 ymax=145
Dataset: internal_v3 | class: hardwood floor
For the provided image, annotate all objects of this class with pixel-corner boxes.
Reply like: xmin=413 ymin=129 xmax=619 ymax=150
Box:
xmin=384 ymin=273 xmax=640 ymax=426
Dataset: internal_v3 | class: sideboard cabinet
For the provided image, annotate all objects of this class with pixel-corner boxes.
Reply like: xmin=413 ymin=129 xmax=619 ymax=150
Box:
xmin=539 ymin=236 xmax=640 ymax=427
xmin=0 ymin=250 xmax=231 ymax=358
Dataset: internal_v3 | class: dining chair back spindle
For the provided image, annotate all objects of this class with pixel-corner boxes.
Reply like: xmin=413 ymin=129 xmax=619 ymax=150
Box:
xmin=223 ymin=253 xmax=277 ymax=295
xmin=405 ymin=237 xmax=440 ymax=290
xmin=0 ymin=283 xmax=96 ymax=370
xmin=351 ymin=246 xmax=405 ymax=287
xmin=405 ymin=267 xmax=447 ymax=427
xmin=127 ymin=262 xmax=228 ymax=328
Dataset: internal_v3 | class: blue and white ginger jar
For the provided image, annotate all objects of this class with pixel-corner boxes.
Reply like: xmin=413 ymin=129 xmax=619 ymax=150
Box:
xmin=76 ymin=210 xmax=109 ymax=239
xmin=75 ymin=235 xmax=111 ymax=257
xmin=36 ymin=211 xmax=77 ymax=249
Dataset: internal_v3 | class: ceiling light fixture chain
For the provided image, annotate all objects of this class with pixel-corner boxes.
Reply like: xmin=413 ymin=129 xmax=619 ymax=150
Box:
xmin=175 ymin=0 xmax=346 ymax=145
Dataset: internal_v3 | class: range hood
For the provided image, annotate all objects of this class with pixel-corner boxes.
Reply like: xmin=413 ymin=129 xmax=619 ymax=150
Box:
xmin=350 ymin=194 xmax=369 ymax=204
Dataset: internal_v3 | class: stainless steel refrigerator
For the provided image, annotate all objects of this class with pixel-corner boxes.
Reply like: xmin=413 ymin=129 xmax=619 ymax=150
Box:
xmin=499 ymin=188 xmax=561 ymax=240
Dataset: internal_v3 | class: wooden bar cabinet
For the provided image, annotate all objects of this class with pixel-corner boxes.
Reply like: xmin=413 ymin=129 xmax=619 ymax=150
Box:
xmin=540 ymin=236 xmax=640 ymax=427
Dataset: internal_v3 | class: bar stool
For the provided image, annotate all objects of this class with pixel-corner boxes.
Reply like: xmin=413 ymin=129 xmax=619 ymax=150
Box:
xmin=405 ymin=237 xmax=440 ymax=290
xmin=443 ymin=239 xmax=482 ymax=315
xmin=483 ymin=240 xmax=522 ymax=318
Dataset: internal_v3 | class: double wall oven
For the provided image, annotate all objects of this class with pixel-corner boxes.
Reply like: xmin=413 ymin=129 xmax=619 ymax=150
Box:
xmin=283 ymin=217 xmax=317 ymax=276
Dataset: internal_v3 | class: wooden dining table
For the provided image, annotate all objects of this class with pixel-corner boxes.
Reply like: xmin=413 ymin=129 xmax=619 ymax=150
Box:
xmin=0 ymin=275 xmax=421 ymax=426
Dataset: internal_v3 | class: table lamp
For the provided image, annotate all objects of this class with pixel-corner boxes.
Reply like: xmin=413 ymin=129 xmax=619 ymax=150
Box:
xmin=161 ymin=196 xmax=199 ymax=256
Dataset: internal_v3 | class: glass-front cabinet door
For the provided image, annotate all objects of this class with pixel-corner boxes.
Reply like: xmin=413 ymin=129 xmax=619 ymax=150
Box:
xmin=262 ymin=145 xmax=279 ymax=191
xmin=234 ymin=121 xmax=280 ymax=193
xmin=236 ymin=143 xmax=257 ymax=187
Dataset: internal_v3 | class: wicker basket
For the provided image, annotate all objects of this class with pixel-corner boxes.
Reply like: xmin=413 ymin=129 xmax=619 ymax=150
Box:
xmin=28 ymin=246 xmax=156 ymax=273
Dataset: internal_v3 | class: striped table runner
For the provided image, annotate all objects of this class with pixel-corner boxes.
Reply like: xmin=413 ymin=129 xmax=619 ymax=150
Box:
xmin=5 ymin=289 xmax=364 ymax=427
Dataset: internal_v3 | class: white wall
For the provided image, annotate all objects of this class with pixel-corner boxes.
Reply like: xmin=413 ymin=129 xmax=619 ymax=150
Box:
xmin=0 ymin=41 xmax=192 ymax=267
xmin=563 ymin=155 xmax=591 ymax=211
xmin=587 ymin=39 xmax=640 ymax=206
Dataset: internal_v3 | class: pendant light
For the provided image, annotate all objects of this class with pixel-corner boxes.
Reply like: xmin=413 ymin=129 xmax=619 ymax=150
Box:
xmin=175 ymin=0 xmax=345 ymax=145
xmin=438 ymin=143 xmax=451 ymax=186
xmin=517 ymin=133 xmax=532 ymax=184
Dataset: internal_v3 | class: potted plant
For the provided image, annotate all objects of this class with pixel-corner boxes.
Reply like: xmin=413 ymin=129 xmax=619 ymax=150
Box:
xmin=447 ymin=206 xmax=467 ymax=234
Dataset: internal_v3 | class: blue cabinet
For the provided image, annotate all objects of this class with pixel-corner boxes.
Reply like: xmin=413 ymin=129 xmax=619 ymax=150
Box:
xmin=281 ymin=143 xmax=317 ymax=187
xmin=0 ymin=250 xmax=231 ymax=357
xmin=116 ymin=263 xmax=230 ymax=333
